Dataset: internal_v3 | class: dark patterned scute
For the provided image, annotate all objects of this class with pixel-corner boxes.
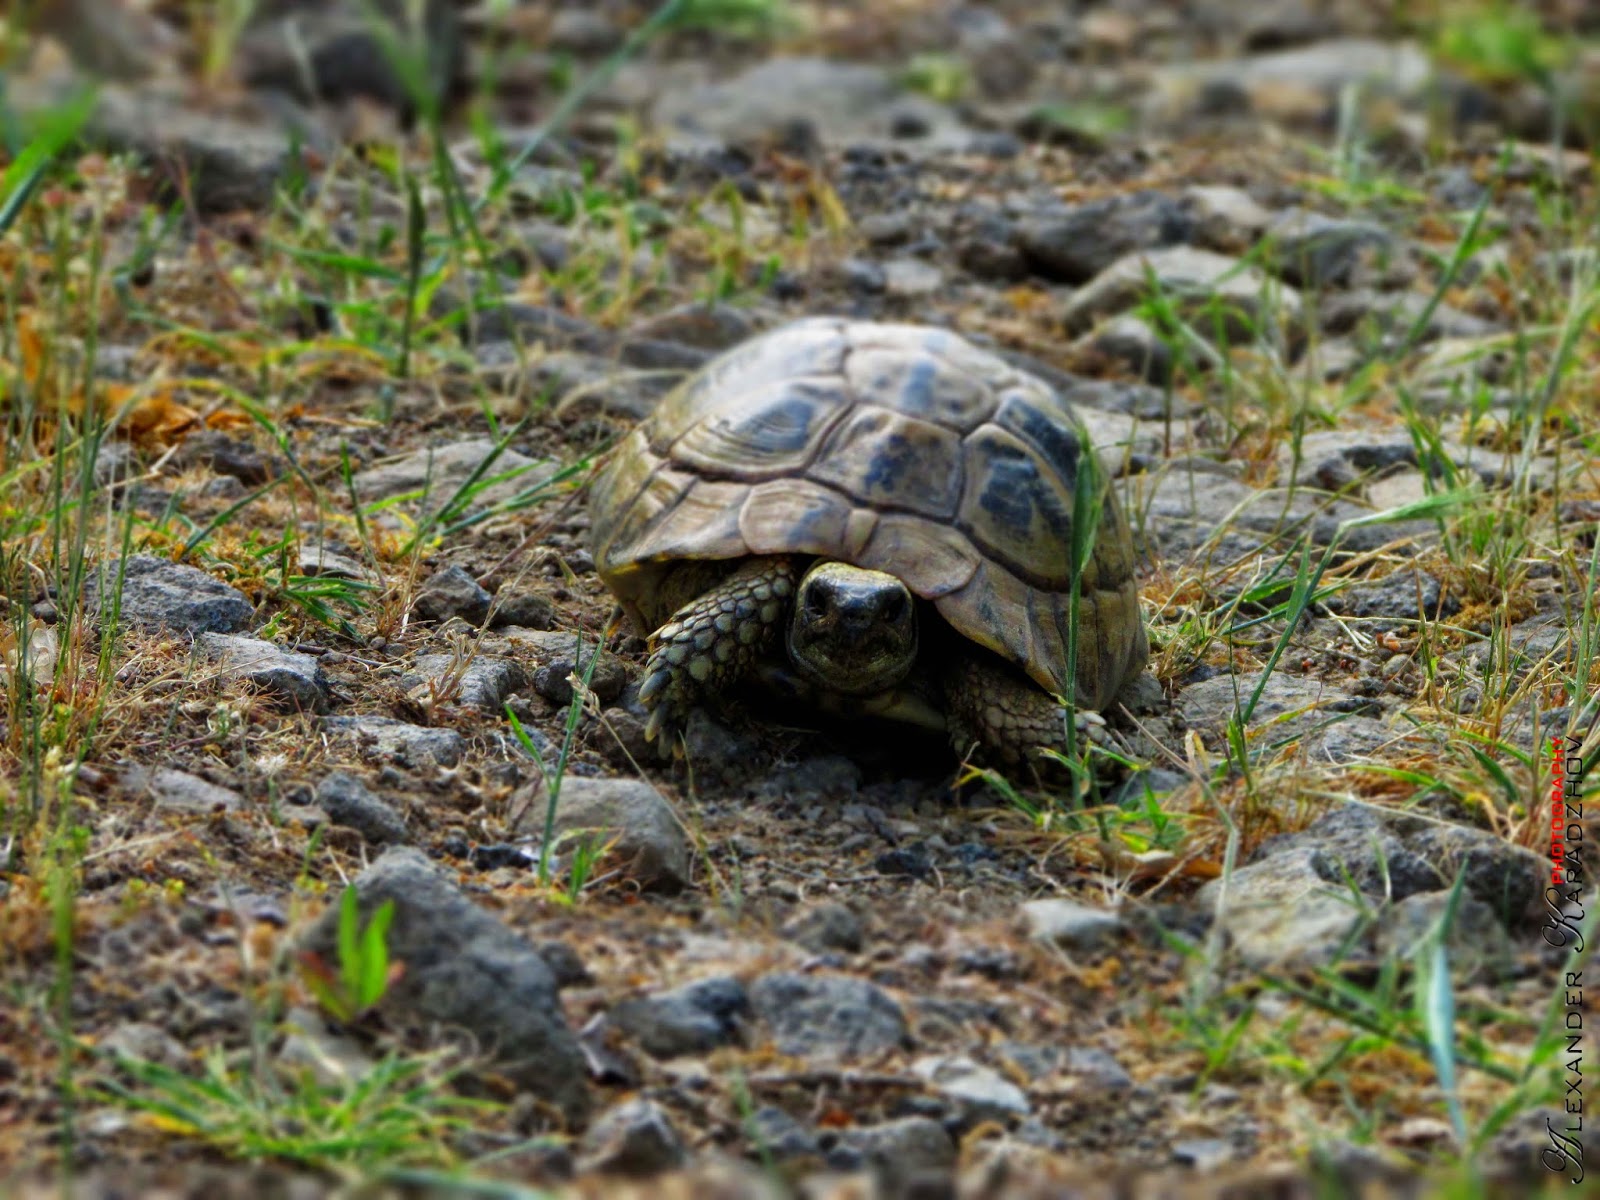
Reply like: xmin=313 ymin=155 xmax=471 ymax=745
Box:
xmin=590 ymin=318 xmax=1148 ymax=708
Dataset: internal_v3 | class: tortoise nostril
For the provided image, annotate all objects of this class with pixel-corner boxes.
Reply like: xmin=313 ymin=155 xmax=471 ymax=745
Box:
xmin=879 ymin=590 xmax=908 ymax=624
xmin=803 ymin=583 xmax=831 ymax=621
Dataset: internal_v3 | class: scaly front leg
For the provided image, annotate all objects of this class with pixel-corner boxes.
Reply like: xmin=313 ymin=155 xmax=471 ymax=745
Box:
xmin=638 ymin=556 xmax=798 ymax=753
xmin=943 ymin=649 xmax=1107 ymax=769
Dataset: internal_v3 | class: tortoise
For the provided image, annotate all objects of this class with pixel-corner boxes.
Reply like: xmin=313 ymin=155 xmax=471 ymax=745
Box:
xmin=587 ymin=317 xmax=1148 ymax=764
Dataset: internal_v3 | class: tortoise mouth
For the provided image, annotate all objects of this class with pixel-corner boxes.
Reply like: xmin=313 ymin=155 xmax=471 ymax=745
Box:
xmin=786 ymin=560 xmax=917 ymax=697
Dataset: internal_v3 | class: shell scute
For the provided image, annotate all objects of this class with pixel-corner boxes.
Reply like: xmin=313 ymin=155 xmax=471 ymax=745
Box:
xmin=669 ymin=379 xmax=849 ymax=479
xmin=809 ymin=406 xmax=964 ymax=519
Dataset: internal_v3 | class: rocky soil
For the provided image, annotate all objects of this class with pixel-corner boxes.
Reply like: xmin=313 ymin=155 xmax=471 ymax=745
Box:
xmin=0 ymin=1 xmax=1595 ymax=1197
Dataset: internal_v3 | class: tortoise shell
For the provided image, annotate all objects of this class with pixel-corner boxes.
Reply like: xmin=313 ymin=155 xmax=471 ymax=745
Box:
xmin=588 ymin=318 xmax=1148 ymax=709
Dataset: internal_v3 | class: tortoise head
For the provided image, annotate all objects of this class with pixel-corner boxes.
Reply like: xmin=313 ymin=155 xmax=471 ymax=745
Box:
xmin=786 ymin=560 xmax=917 ymax=697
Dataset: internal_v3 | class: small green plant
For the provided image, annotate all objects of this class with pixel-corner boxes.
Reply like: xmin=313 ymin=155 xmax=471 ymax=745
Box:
xmin=665 ymin=0 xmax=800 ymax=39
xmin=1431 ymin=2 xmax=1570 ymax=89
xmin=298 ymin=887 xmax=400 ymax=1025
xmin=192 ymin=0 xmax=259 ymax=88
xmin=900 ymin=55 xmax=971 ymax=105
xmin=104 ymin=1046 xmax=489 ymax=1170
xmin=1020 ymin=101 xmax=1132 ymax=147
xmin=558 ymin=832 xmax=610 ymax=905
xmin=506 ymin=628 xmax=607 ymax=886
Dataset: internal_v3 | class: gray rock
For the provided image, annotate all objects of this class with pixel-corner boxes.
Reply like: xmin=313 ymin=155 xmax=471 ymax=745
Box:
xmin=781 ymin=902 xmax=865 ymax=955
xmin=1301 ymin=336 xmax=1368 ymax=381
xmin=1283 ymin=428 xmax=1430 ymax=484
xmin=1183 ymin=185 xmax=1274 ymax=253
xmin=26 ymin=0 xmax=178 ymax=81
xmin=1066 ymin=1045 xmax=1134 ymax=1091
xmin=546 ymin=8 xmax=624 ymax=56
xmin=351 ymin=439 xmax=558 ymax=517
xmin=1060 ymin=376 xmax=1193 ymax=419
xmin=85 ymin=555 xmax=253 ymax=636
xmin=952 ymin=5 xmax=1033 ymax=99
xmin=277 ymin=1006 xmax=376 ymax=1088
xmin=1240 ymin=0 xmax=1342 ymax=49
xmin=200 ymin=476 xmax=246 ymax=502
xmin=514 ymin=777 xmax=690 ymax=890
xmin=627 ymin=302 xmax=758 ymax=351
xmin=533 ymin=940 xmax=590 ymax=990
xmin=912 ymin=1055 xmax=1031 ymax=1121
xmin=578 ymin=1098 xmax=687 ymax=1177
xmin=1148 ymin=39 xmax=1434 ymax=129
xmin=835 ymin=257 xmax=886 ymax=294
xmin=1108 ymin=768 xmax=1188 ymax=809
xmin=857 ymin=211 xmax=916 ymax=245
xmin=2 ymin=625 xmax=57 ymax=690
xmin=749 ymin=972 xmax=908 ymax=1062
xmin=955 ymin=212 xmax=1029 ymax=281
xmin=682 ymin=708 xmax=765 ymax=780
xmin=170 ymin=430 xmax=276 ymax=486
xmin=1061 ymin=246 xmax=1302 ymax=344
xmin=1257 ymin=804 xmax=1448 ymax=904
xmin=137 ymin=767 xmax=245 ymax=814
xmin=197 ymin=633 xmax=329 ymax=711
xmin=840 ymin=1116 xmax=956 ymax=1184
xmin=1431 ymin=166 xmax=1489 ymax=211
xmin=100 ymin=1021 xmax=189 ymax=1071
xmin=1329 ymin=567 xmax=1451 ymax=621
xmin=1201 ymin=847 xmax=1370 ymax=969
xmin=757 ymin=755 xmax=866 ymax=804
xmin=1301 ymin=715 xmax=1401 ymax=763
xmin=1315 ymin=289 xmax=1498 ymax=346
xmin=314 ymin=772 xmax=407 ymax=845
xmin=526 ymin=351 xmax=671 ymax=425
xmin=321 ymin=715 xmax=465 ymax=767
xmin=747 ymin=1106 xmax=819 ymax=1161
xmin=1073 ymin=407 xmax=1164 ymax=474
xmin=883 ymin=257 xmax=945 ymax=298
xmin=401 ymin=654 xmax=526 ymax=712
xmin=652 ymin=57 xmax=968 ymax=152
xmin=412 ymin=566 xmax=491 ymax=626
xmin=609 ymin=975 xmax=750 ymax=1058
xmin=297 ymin=542 xmax=370 ymax=581
xmin=1411 ymin=336 xmax=1513 ymax=390
xmin=1172 ymin=1138 xmax=1236 ymax=1170
xmin=488 ymin=589 xmax=555 ymax=631
xmin=1178 ymin=673 xmax=1378 ymax=746
xmin=618 ymin=337 xmax=715 ymax=373
xmin=1077 ymin=314 xmax=1174 ymax=384
xmin=1403 ymin=821 xmax=1543 ymax=927
xmin=1019 ymin=898 xmax=1124 ymax=952
xmin=1018 ymin=190 xmax=1198 ymax=285
xmin=997 ymin=1041 xmax=1060 ymax=1082
xmin=299 ymin=847 xmax=588 ymax=1121
xmin=1377 ymin=891 xmax=1514 ymax=982
xmin=1451 ymin=611 xmax=1569 ymax=676
xmin=92 ymin=442 xmax=139 ymax=489
xmin=1262 ymin=210 xmax=1405 ymax=290
xmin=492 ymin=628 xmax=628 ymax=704
xmin=236 ymin=0 xmax=463 ymax=122
xmin=74 ymin=85 xmax=308 ymax=212
xmin=448 ymin=299 xmax=610 ymax=352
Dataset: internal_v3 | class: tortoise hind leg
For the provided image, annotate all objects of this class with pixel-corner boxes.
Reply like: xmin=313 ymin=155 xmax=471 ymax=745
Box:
xmin=639 ymin=555 xmax=798 ymax=752
xmin=943 ymin=649 xmax=1086 ymax=768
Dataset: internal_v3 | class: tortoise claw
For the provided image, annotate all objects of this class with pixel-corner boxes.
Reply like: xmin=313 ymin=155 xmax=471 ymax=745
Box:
xmin=638 ymin=668 xmax=672 ymax=706
xmin=643 ymin=702 xmax=669 ymax=743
